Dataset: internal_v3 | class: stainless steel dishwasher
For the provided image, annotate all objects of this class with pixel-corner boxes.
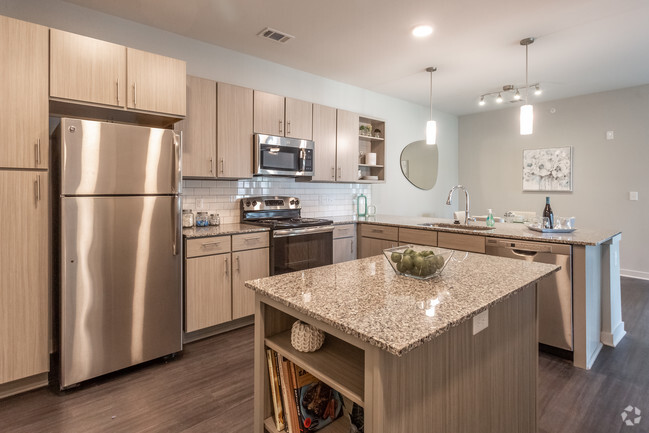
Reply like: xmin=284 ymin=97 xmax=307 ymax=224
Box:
xmin=485 ymin=237 xmax=573 ymax=352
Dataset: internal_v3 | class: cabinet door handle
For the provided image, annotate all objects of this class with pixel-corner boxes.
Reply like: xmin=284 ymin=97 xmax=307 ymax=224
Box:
xmin=209 ymin=157 xmax=214 ymax=174
xmin=244 ymin=236 xmax=261 ymax=242
xmin=133 ymin=82 xmax=137 ymax=107
xmin=34 ymin=175 xmax=41 ymax=203
xmin=350 ymin=239 xmax=354 ymax=254
xmin=236 ymin=255 xmax=240 ymax=272
xmin=331 ymin=167 xmax=335 ymax=180
xmin=279 ymin=120 xmax=283 ymax=134
xmin=35 ymin=138 xmax=41 ymax=166
xmin=116 ymin=77 xmax=120 ymax=105
xmin=201 ymin=242 xmax=221 ymax=247
xmin=224 ymin=257 xmax=229 ymax=276
xmin=219 ymin=158 xmax=224 ymax=174
xmin=286 ymin=120 xmax=291 ymax=135
xmin=337 ymin=166 xmax=341 ymax=179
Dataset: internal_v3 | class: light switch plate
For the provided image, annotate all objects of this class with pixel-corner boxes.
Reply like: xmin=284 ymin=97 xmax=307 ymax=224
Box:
xmin=196 ymin=198 xmax=204 ymax=209
xmin=630 ymin=191 xmax=638 ymax=201
xmin=473 ymin=309 xmax=489 ymax=335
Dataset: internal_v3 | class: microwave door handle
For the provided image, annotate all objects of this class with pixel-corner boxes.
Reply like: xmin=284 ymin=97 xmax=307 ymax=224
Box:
xmin=300 ymin=149 xmax=306 ymax=172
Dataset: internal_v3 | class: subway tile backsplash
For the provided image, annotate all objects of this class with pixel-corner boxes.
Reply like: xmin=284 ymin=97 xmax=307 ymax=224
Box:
xmin=182 ymin=177 xmax=371 ymax=224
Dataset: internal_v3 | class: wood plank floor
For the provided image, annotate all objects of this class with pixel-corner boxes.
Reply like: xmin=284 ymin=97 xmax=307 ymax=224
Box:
xmin=0 ymin=277 xmax=647 ymax=432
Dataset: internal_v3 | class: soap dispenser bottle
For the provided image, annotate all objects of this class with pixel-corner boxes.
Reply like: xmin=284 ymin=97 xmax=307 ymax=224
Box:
xmin=486 ymin=209 xmax=495 ymax=227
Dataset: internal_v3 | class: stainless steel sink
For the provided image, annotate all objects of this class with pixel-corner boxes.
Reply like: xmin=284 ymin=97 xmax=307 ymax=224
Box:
xmin=418 ymin=222 xmax=495 ymax=231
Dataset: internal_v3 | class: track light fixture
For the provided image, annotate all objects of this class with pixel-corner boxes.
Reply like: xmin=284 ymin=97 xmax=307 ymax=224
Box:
xmin=478 ymin=82 xmax=541 ymax=106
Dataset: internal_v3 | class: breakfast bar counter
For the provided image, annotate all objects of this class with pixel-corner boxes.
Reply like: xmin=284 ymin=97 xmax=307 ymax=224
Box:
xmin=248 ymin=253 xmax=559 ymax=433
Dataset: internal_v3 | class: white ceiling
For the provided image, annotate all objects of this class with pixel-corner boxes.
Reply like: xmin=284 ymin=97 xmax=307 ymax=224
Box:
xmin=64 ymin=0 xmax=649 ymax=116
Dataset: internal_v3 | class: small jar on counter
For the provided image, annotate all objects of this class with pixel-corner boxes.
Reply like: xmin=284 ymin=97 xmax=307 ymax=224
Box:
xmin=182 ymin=210 xmax=194 ymax=228
xmin=208 ymin=212 xmax=220 ymax=226
xmin=195 ymin=211 xmax=209 ymax=227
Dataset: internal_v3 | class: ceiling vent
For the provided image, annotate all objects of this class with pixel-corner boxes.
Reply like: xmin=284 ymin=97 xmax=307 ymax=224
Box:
xmin=257 ymin=27 xmax=295 ymax=44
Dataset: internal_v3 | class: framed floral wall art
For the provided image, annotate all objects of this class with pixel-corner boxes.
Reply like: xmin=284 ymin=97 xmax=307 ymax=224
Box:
xmin=522 ymin=146 xmax=573 ymax=191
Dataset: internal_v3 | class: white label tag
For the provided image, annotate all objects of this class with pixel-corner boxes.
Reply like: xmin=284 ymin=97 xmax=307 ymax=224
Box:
xmin=473 ymin=309 xmax=489 ymax=335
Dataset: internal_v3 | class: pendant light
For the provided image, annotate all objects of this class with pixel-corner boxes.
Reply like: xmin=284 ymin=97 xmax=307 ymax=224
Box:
xmin=425 ymin=66 xmax=437 ymax=145
xmin=520 ymin=37 xmax=535 ymax=135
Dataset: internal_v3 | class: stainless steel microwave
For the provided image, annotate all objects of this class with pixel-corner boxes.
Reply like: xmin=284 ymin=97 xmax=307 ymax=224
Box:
xmin=254 ymin=134 xmax=314 ymax=177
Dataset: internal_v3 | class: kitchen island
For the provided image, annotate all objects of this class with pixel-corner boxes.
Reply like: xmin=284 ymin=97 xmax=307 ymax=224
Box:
xmin=248 ymin=253 xmax=559 ymax=433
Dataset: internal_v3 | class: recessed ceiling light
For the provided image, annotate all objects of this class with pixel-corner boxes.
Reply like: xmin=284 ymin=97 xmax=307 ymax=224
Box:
xmin=412 ymin=25 xmax=433 ymax=38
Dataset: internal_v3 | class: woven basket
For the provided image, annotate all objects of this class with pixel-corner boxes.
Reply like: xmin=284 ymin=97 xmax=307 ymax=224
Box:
xmin=290 ymin=320 xmax=325 ymax=352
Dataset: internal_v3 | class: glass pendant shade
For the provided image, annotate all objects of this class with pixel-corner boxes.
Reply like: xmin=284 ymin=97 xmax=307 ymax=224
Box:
xmin=520 ymin=104 xmax=533 ymax=135
xmin=426 ymin=120 xmax=437 ymax=145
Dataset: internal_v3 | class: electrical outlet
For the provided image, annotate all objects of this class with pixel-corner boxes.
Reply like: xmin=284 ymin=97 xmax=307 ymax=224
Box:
xmin=629 ymin=191 xmax=639 ymax=201
xmin=196 ymin=198 xmax=204 ymax=209
xmin=606 ymin=130 xmax=615 ymax=140
xmin=473 ymin=309 xmax=489 ymax=335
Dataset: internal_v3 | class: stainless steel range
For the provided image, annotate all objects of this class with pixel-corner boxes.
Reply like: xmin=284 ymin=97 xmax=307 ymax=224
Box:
xmin=241 ymin=196 xmax=333 ymax=275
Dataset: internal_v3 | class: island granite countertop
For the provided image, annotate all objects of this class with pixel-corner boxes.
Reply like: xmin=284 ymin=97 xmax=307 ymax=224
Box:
xmin=327 ymin=214 xmax=620 ymax=246
xmin=183 ymin=223 xmax=269 ymax=239
xmin=246 ymin=253 xmax=559 ymax=356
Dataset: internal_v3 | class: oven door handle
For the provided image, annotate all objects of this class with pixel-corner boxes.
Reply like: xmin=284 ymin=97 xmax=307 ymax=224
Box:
xmin=273 ymin=225 xmax=335 ymax=238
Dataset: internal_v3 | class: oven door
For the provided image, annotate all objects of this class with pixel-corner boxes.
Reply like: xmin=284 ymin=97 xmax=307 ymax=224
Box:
xmin=271 ymin=226 xmax=334 ymax=275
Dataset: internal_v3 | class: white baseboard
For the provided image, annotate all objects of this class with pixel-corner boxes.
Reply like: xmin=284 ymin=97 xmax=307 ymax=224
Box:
xmin=621 ymin=269 xmax=649 ymax=281
xmin=601 ymin=322 xmax=626 ymax=347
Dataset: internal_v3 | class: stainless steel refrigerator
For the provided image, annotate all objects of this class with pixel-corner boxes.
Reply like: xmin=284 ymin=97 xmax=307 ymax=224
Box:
xmin=54 ymin=118 xmax=182 ymax=389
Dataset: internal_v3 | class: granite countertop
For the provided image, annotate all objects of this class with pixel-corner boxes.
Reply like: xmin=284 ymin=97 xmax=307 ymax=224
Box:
xmin=326 ymin=214 xmax=620 ymax=246
xmin=183 ymin=223 xmax=269 ymax=238
xmin=246 ymin=253 xmax=559 ymax=356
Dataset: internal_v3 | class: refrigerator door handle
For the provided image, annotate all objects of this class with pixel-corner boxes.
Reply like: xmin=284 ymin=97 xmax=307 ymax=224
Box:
xmin=173 ymin=132 xmax=182 ymax=193
xmin=172 ymin=196 xmax=180 ymax=256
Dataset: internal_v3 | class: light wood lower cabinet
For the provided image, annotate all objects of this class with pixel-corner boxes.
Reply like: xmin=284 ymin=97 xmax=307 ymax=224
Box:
xmin=0 ymin=170 xmax=49 ymax=385
xmin=438 ymin=232 xmax=485 ymax=253
xmin=232 ymin=248 xmax=269 ymax=320
xmin=0 ymin=16 xmax=48 ymax=170
xmin=185 ymin=252 xmax=232 ymax=332
xmin=185 ymin=232 xmax=269 ymax=332
xmin=399 ymin=227 xmax=438 ymax=247
xmin=357 ymin=224 xmax=399 ymax=259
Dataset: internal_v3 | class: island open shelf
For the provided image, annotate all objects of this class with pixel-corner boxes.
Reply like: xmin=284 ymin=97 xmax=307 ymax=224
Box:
xmin=265 ymin=329 xmax=364 ymax=406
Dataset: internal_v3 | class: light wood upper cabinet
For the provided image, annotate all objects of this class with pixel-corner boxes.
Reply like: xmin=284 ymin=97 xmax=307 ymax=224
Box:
xmin=0 ymin=171 xmax=49 ymax=384
xmin=312 ymin=104 xmax=337 ymax=181
xmin=217 ymin=82 xmax=254 ymax=178
xmin=253 ymin=91 xmax=285 ymax=136
xmin=232 ymin=247 xmax=269 ymax=320
xmin=254 ymin=91 xmax=312 ymax=140
xmin=50 ymin=29 xmax=126 ymax=108
xmin=0 ymin=16 xmax=48 ymax=170
xmin=285 ymin=97 xmax=312 ymax=140
xmin=336 ymin=109 xmax=360 ymax=182
xmin=127 ymin=48 xmax=186 ymax=116
xmin=177 ymin=76 xmax=217 ymax=178
xmin=185 ymin=253 xmax=232 ymax=332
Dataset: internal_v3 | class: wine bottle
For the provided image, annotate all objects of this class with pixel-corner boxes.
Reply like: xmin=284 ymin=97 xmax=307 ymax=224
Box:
xmin=543 ymin=196 xmax=554 ymax=229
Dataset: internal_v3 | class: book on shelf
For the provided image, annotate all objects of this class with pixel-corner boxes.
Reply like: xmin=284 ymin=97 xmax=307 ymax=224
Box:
xmin=266 ymin=349 xmax=286 ymax=431
xmin=267 ymin=348 xmax=344 ymax=432
xmin=292 ymin=364 xmax=343 ymax=432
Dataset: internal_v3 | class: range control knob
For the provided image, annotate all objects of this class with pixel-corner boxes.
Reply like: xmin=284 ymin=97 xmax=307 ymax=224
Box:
xmin=295 ymin=199 xmax=300 ymax=206
xmin=252 ymin=200 xmax=257 ymax=207
xmin=245 ymin=200 xmax=251 ymax=207
xmin=289 ymin=199 xmax=295 ymax=205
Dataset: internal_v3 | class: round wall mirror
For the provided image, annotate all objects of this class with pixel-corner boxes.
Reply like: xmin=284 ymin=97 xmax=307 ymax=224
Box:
xmin=400 ymin=140 xmax=439 ymax=190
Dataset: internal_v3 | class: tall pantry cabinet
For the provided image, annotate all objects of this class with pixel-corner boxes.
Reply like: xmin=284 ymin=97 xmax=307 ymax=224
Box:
xmin=0 ymin=15 xmax=50 ymax=394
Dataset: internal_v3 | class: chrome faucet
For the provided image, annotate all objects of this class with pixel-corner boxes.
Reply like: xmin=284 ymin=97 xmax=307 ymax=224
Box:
xmin=446 ymin=185 xmax=470 ymax=225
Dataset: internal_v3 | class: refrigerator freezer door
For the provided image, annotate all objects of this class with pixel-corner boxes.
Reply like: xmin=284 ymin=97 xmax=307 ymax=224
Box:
xmin=60 ymin=118 xmax=180 ymax=196
xmin=60 ymin=195 xmax=182 ymax=388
